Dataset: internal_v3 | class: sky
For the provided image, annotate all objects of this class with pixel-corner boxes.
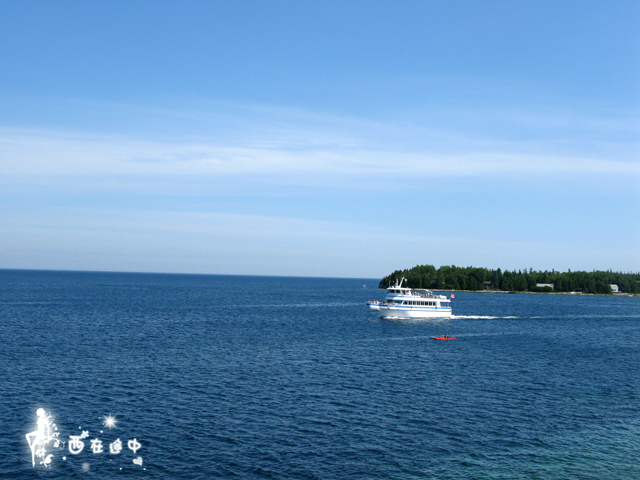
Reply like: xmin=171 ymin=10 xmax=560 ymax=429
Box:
xmin=1 ymin=1 xmax=639 ymax=278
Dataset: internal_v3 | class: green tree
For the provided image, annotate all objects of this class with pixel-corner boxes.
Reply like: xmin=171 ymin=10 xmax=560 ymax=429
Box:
xmin=379 ymin=265 xmax=639 ymax=294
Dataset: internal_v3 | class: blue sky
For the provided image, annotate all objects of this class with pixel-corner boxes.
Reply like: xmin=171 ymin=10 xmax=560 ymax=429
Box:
xmin=1 ymin=1 xmax=638 ymax=277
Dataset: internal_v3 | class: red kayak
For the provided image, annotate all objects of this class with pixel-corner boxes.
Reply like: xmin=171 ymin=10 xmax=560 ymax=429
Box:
xmin=434 ymin=337 xmax=456 ymax=341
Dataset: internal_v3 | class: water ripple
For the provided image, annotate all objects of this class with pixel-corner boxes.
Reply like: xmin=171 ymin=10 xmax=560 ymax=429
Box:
xmin=0 ymin=271 xmax=638 ymax=479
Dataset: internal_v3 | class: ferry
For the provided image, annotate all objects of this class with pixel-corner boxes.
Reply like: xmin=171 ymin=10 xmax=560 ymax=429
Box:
xmin=368 ymin=277 xmax=453 ymax=318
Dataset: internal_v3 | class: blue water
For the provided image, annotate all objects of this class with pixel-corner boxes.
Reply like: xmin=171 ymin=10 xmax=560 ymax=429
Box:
xmin=1 ymin=270 xmax=639 ymax=479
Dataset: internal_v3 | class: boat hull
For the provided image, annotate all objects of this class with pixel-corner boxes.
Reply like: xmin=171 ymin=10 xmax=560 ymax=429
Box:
xmin=378 ymin=306 xmax=452 ymax=319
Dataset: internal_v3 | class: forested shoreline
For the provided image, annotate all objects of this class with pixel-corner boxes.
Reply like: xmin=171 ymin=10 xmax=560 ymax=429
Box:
xmin=379 ymin=265 xmax=640 ymax=295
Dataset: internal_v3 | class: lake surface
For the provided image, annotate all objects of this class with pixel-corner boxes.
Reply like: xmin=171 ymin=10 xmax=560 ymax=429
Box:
xmin=1 ymin=270 xmax=639 ymax=479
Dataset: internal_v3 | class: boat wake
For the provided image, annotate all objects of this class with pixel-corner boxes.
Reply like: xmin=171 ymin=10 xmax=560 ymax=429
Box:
xmin=451 ymin=315 xmax=518 ymax=319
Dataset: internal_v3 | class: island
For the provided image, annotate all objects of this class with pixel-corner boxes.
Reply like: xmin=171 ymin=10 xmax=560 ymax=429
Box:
xmin=379 ymin=265 xmax=640 ymax=295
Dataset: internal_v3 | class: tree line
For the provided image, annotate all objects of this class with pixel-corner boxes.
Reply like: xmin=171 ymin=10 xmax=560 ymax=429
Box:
xmin=379 ymin=265 xmax=640 ymax=294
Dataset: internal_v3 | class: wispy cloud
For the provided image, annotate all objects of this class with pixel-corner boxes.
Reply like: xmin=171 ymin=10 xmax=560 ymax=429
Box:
xmin=1 ymin=112 xmax=638 ymax=194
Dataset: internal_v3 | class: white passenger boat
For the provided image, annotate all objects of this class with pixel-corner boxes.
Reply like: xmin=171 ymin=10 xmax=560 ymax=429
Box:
xmin=367 ymin=277 xmax=453 ymax=318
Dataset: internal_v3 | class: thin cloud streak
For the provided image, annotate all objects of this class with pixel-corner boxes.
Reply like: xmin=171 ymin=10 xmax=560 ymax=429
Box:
xmin=1 ymin=127 xmax=638 ymax=189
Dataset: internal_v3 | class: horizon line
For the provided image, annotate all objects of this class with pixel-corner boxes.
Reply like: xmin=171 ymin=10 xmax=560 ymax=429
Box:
xmin=0 ymin=267 xmax=382 ymax=281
